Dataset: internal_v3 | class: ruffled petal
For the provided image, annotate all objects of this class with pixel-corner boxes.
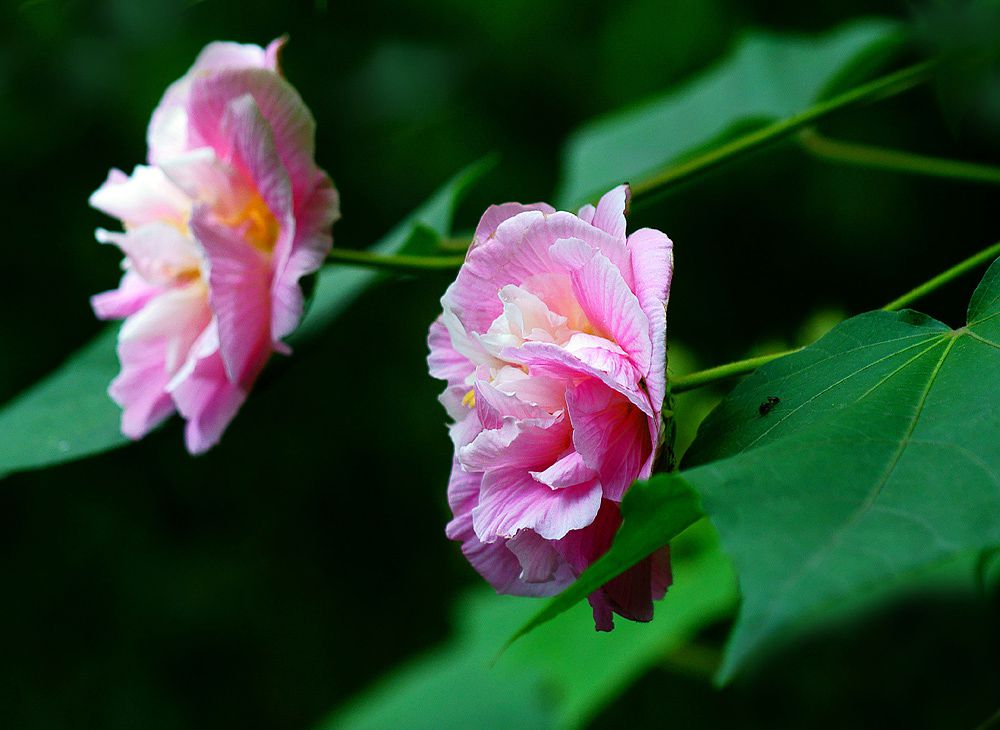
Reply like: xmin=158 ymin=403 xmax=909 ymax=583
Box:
xmin=90 ymin=166 xmax=190 ymax=229
xmin=91 ymin=271 xmax=161 ymax=321
xmin=626 ymin=227 xmax=673 ymax=409
xmin=473 ymin=467 xmax=603 ymax=541
xmin=189 ymin=206 xmax=273 ymax=387
xmin=168 ymin=325 xmax=248 ymax=455
xmin=566 ymin=378 xmax=653 ymax=502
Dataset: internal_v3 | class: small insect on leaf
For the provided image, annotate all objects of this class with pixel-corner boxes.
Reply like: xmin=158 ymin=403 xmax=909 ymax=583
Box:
xmin=758 ymin=396 xmax=780 ymax=416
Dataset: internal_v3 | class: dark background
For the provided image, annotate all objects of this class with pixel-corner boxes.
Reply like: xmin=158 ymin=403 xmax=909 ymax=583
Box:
xmin=1 ymin=0 xmax=998 ymax=728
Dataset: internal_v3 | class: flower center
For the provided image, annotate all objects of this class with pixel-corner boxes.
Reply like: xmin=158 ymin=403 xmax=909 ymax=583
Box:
xmin=219 ymin=193 xmax=280 ymax=254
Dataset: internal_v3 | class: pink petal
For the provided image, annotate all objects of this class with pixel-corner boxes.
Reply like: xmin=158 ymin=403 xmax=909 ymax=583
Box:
xmin=567 ymin=378 xmax=653 ymax=502
xmin=270 ymin=171 xmax=339 ymax=343
xmin=189 ymin=206 xmax=273 ymax=387
xmin=473 ymin=376 xmax=551 ymax=431
xmin=473 ymin=467 xmax=603 ymax=541
xmin=427 ymin=316 xmax=474 ymax=385
xmin=472 ymin=202 xmax=554 ymax=248
xmin=503 ymin=340 xmax=653 ymax=418
xmin=530 ymin=450 xmax=596 ymax=489
xmin=507 ymin=530 xmax=567 ymax=584
xmin=95 ymin=223 xmax=200 ymax=288
xmin=570 ymin=249 xmax=651 ymax=376
xmin=91 ymin=271 xmax=161 ymax=321
xmin=626 ymin=227 xmax=673 ymax=410
xmin=590 ymin=184 xmax=630 ymax=240
xmin=446 ymin=210 xmax=625 ymax=334
xmin=445 ymin=459 xmax=567 ymax=597
xmin=118 ymin=283 xmax=211 ymax=374
xmin=187 ymin=68 xmax=317 ymax=210
xmin=109 ymin=337 xmax=176 ymax=440
xmin=459 ymin=415 xmax=568 ymax=473
xmin=168 ymin=327 xmax=247 ymax=454
xmin=89 ymin=166 xmax=190 ymax=229
xmin=147 ymin=39 xmax=279 ymax=163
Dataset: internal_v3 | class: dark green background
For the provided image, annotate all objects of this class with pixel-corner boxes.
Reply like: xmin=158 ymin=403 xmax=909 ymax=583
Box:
xmin=1 ymin=0 xmax=998 ymax=728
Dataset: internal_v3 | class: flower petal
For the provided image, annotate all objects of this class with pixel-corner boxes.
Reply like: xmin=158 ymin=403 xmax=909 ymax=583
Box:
xmin=473 ymin=467 xmax=602 ymax=541
xmin=566 ymin=378 xmax=653 ymax=502
xmin=90 ymin=166 xmax=190 ymax=229
xmin=626 ymin=227 xmax=674 ymax=409
xmin=91 ymin=271 xmax=161 ymax=321
xmin=189 ymin=206 xmax=273 ymax=387
xmin=168 ymin=326 xmax=248 ymax=455
xmin=589 ymin=184 xmax=630 ymax=240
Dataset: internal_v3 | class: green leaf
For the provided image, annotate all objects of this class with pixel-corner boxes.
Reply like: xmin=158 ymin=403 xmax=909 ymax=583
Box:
xmin=319 ymin=521 xmax=736 ymax=730
xmin=0 ymin=327 xmax=125 ymax=479
xmin=556 ymin=17 xmax=903 ymax=207
xmin=681 ymin=257 xmax=1000 ymax=682
xmin=0 ymin=159 xmax=492 ymax=480
xmin=507 ymin=473 xmax=704 ymax=646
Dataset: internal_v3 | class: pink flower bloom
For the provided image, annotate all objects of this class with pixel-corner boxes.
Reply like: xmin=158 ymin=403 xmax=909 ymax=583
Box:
xmin=427 ymin=185 xmax=674 ymax=630
xmin=90 ymin=38 xmax=339 ymax=453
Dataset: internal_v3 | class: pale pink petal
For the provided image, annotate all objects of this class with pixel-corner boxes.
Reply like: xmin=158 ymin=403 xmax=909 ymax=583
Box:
xmin=566 ymin=378 xmax=653 ymax=502
xmin=488 ymin=366 xmax=566 ymax=412
xmin=95 ymin=223 xmax=200 ymax=287
xmin=530 ymin=450 xmax=595 ymax=489
xmin=503 ymin=341 xmax=653 ymax=417
xmin=270 ymin=171 xmax=339 ymax=343
xmin=109 ymin=337 xmax=176 ymax=440
xmin=459 ymin=416 xmax=568 ymax=473
xmin=473 ymin=467 xmax=603 ymax=541
xmin=90 ymin=166 xmax=190 ymax=229
xmin=118 ymin=284 xmax=211 ymax=374
xmin=168 ymin=327 xmax=247 ymax=455
xmin=446 ymin=459 xmax=566 ymax=597
xmin=189 ymin=207 xmax=272 ymax=386
xmin=472 ymin=202 xmax=554 ymax=247
xmin=427 ymin=316 xmax=475 ymax=385
xmin=577 ymin=203 xmax=596 ymax=225
xmin=446 ymin=210 xmax=626 ymax=334
xmin=91 ymin=271 xmax=161 ymax=320
xmin=473 ymin=375 xmax=551 ymax=431
xmin=627 ymin=227 xmax=673 ymax=409
xmin=570 ymin=250 xmax=651 ymax=375
xmin=590 ymin=184 xmax=630 ymax=240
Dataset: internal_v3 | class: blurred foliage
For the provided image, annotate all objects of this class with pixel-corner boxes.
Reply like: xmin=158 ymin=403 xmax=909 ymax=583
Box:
xmin=1 ymin=0 xmax=999 ymax=728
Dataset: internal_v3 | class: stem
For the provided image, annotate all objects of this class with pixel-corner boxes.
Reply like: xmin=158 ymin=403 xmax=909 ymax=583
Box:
xmin=881 ymin=239 xmax=1000 ymax=312
xmin=671 ymin=350 xmax=800 ymax=394
xmin=799 ymin=128 xmax=1000 ymax=185
xmin=629 ymin=58 xmax=939 ymax=200
xmin=326 ymin=248 xmax=466 ymax=272
xmin=672 ymin=239 xmax=1000 ymax=393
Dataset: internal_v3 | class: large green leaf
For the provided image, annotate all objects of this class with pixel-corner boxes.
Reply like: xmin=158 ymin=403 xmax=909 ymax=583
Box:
xmin=320 ymin=521 xmax=736 ymax=730
xmin=0 ymin=160 xmax=489 ymax=480
xmin=681 ymin=257 xmax=1000 ymax=681
xmin=556 ymin=17 xmax=902 ymax=207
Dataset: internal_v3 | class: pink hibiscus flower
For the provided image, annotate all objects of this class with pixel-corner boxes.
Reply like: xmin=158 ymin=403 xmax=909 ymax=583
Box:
xmin=90 ymin=38 xmax=339 ymax=453
xmin=428 ymin=185 xmax=674 ymax=630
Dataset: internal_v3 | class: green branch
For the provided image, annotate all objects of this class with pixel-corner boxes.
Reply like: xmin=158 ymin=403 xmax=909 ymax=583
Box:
xmin=630 ymin=58 xmax=939 ymax=200
xmin=798 ymin=128 xmax=1000 ymax=185
xmin=881 ymin=240 xmax=1000 ymax=312
xmin=326 ymin=248 xmax=466 ymax=272
xmin=671 ymin=239 xmax=1000 ymax=393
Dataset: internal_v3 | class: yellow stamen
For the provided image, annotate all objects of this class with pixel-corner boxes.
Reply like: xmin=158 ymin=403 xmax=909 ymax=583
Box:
xmin=462 ymin=389 xmax=476 ymax=408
